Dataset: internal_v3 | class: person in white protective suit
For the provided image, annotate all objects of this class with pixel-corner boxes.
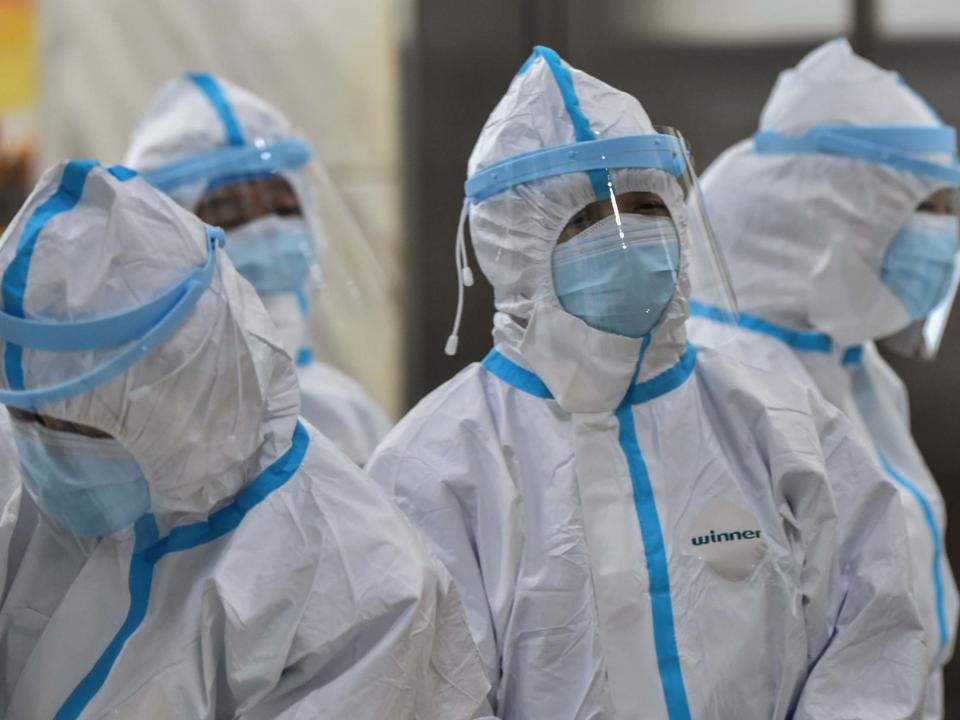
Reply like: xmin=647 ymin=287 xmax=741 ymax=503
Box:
xmin=366 ymin=45 xmax=930 ymax=720
xmin=0 ymin=160 xmax=489 ymax=719
xmin=686 ymin=39 xmax=959 ymax=719
xmin=124 ymin=73 xmax=391 ymax=465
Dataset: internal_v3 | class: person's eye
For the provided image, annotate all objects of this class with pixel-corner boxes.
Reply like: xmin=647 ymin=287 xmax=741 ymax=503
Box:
xmin=636 ymin=202 xmax=670 ymax=216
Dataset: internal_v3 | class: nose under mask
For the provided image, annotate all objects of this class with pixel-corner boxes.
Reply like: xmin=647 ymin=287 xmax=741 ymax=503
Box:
xmin=551 ymin=213 xmax=681 ymax=338
xmin=882 ymin=211 xmax=959 ymax=321
xmin=11 ymin=419 xmax=150 ymax=538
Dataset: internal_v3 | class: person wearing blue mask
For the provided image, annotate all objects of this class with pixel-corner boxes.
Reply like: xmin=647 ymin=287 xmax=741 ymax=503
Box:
xmin=124 ymin=74 xmax=391 ymax=466
xmin=686 ymin=39 xmax=959 ymax=719
xmin=0 ymin=161 xmax=489 ymax=719
xmin=367 ymin=46 xmax=929 ymax=719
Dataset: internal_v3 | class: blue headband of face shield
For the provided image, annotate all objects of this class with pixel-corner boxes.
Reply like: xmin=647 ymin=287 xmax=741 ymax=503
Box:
xmin=0 ymin=225 xmax=225 ymax=410
xmin=753 ymin=125 xmax=960 ymax=184
xmin=140 ymin=137 xmax=313 ymax=194
xmin=464 ymin=134 xmax=689 ymax=203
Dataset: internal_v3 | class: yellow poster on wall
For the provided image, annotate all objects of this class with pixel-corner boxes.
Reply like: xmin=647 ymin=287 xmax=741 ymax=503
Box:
xmin=0 ymin=0 xmax=36 ymax=114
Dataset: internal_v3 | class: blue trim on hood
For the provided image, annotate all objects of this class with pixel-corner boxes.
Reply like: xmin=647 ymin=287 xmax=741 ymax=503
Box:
xmin=525 ymin=46 xmax=608 ymax=199
xmin=1 ymin=160 xmax=140 ymax=393
xmin=186 ymin=73 xmax=245 ymax=147
xmin=879 ymin=453 xmax=949 ymax=657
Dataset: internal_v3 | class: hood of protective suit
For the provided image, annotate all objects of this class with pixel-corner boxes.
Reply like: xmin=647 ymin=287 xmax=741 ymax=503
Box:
xmin=124 ymin=75 xmax=314 ymax=211
xmin=0 ymin=161 xmax=299 ymax=529
xmin=700 ymin=38 xmax=952 ymax=345
xmin=467 ymin=48 xmax=691 ymax=412
xmin=124 ymin=74 xmax=325 ymax=354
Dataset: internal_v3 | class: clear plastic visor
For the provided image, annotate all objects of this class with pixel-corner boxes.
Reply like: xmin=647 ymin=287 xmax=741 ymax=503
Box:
xmin=547 ymin=131 xmax=738 ymax=341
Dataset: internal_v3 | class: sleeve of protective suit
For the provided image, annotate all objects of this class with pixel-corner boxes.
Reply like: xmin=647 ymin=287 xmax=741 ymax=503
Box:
xmin=232 ymin=561 xmax=487 ymax=720
xmin=790 ymin=397 xmax=927 ymax=720
xmin=226 ymin=434 xmax=489 ymax=720
xmin=367 ymin=399 xmax=520 ymax=719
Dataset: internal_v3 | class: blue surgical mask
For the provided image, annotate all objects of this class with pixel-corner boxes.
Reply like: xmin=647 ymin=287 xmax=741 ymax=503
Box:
xmin=226 ymin=214 xmax=318 ymax=298
xmin=11 ymin=419 xmax=150 ymax=538
xmin=882 ymin=211 xmax=959 ymax=320
xmin=552 ymin=213 xmax=681 ymax=338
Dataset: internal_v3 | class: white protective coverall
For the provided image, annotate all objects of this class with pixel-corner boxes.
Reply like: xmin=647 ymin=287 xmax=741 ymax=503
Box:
xmin=0 ymin=161 xmax=488 ymax=719
xmin=687 ymin=39 xmax=959 ymax=718
xmin=0 ymin=406 xmax=14 ymax=502
xmin=367 ymin=46 xmax=928 ymax=720
xmin=124 ymin=73 xmax=391 ymax=465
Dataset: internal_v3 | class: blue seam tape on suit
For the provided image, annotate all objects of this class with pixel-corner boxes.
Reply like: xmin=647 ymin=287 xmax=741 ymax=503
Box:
xmin=880 ymin=453 xmax=949 ymax=655
xmin=482 ymin=344 xmax=696 ymax=716
xmin=615 ymin=402 xmax=693 ymax=720
xmin=54 ymin=421 xmax=310 ymax=719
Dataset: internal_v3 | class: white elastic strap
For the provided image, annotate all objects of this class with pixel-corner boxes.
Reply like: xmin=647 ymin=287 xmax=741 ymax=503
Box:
xmin=445 ymin=201 xmax=473 ymax=356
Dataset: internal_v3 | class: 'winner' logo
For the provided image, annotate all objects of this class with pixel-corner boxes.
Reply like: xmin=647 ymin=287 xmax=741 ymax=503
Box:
xmin=691 ymin=528 xmax=762 ymax=547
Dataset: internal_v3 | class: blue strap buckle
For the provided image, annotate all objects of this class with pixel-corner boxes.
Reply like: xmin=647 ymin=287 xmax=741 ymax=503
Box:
xmin=465 ymin=134 xmax=688 ymax=203
xmin=0 ymin=225 xmax=224 ymax=409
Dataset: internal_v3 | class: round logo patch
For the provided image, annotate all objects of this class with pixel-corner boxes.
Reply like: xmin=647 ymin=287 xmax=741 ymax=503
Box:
xmin=682 ymin=498 xmax=767 ymax=582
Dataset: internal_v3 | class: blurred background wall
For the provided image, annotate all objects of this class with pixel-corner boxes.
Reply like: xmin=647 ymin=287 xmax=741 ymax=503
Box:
xmin=33 ymin=0 xmax=407 ymax=417
xmin=1 ymin=0 xmax=958 ymax=708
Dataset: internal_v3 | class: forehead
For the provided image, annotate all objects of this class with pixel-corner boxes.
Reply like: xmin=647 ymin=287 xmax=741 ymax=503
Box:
xmin=202 ymin=175 xmax=297 ymax=202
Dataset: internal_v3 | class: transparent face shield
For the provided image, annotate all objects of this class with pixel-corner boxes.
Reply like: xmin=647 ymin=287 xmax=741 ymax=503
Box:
xmin=140 ymin=138 xmax=391 ymax=388
xmin=452 ymin=127 xmax=738 ymax=353
xmin=881 ymin=187 xmax=960 ymax=360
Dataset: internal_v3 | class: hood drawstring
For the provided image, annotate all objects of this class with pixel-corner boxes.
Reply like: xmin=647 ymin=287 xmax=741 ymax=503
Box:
xmin=445 ymin=200 xmax=475 ymax=356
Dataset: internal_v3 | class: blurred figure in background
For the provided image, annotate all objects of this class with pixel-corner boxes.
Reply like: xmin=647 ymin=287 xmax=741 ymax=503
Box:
xmin=0 ymin=139 xmax=31 ymax=233
xmin=369 ymin=46 xmax=929 ymax=719
xmin=0 ymin=160 xmax=488 ymax=718
xmin=0 ymin=138 xmax=31 ymax=503
xmin=125 ymin=73 xmax=390 ymax=465
xmin=688 ymin=38 xmax=959 ymax=719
